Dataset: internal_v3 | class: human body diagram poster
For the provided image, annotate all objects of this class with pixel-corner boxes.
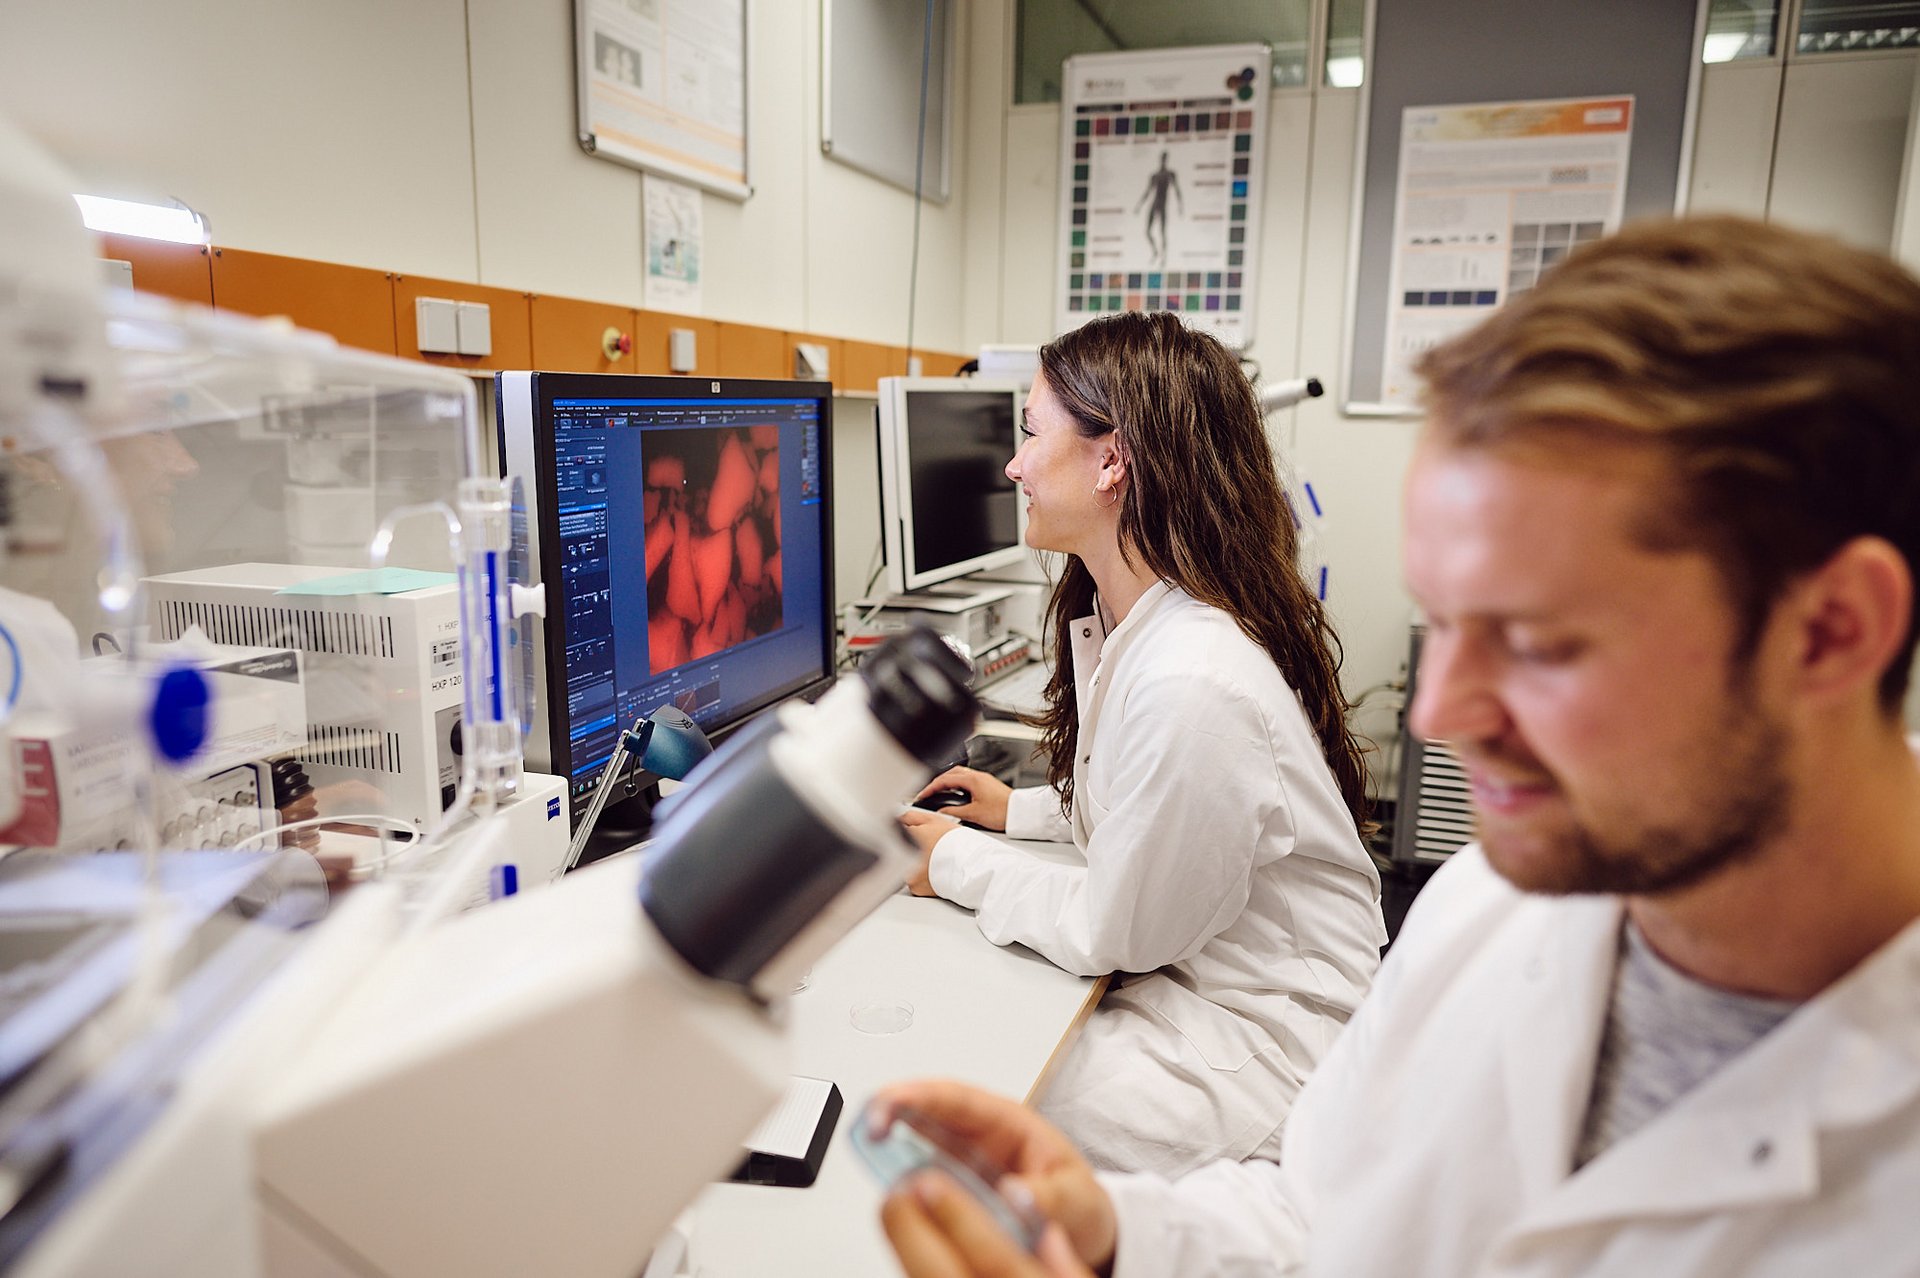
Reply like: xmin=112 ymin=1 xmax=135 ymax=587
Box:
xmin=1055 ymin=45 xmax=1271 ymax=350
xmin=1380 ymin=97 xmax=1633 ymax=407
xmin=575 ymin=0 xmax=749 ymax=199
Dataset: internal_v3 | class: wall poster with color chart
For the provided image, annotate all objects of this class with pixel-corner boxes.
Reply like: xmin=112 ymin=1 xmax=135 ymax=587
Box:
xmin=574 ymin=0 xmax=750 ymax=199
xmin=1379 ymin=96 xmax=1633 ymax=408
xmin=1054 ymin=44 xmax=1272 ymax=351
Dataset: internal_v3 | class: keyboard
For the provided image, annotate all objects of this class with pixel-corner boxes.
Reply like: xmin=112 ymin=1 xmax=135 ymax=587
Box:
xmin=977 ymin=660 xmax=1051 ymax=718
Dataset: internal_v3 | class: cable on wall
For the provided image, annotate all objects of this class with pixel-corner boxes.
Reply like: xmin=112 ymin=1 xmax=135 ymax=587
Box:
xmin=904 ymin=0 xmax=936 ymax=369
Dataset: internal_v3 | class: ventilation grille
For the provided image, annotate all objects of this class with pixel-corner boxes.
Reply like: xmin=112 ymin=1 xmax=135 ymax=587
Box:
xmin=299 ymin=724 xmax=405 ymax=776
xmin=157 ymin=599 xmax=394 ymax=659
xmin=1408 ymin=740 xmax=1474 ymax=863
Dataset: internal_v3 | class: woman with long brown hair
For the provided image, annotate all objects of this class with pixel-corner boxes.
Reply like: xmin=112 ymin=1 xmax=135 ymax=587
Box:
xmin=899 ymin=311 xmax=1386 ymax=1177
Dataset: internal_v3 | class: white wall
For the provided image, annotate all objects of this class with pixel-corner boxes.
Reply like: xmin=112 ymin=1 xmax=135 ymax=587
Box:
xmin=1688 ymin=52 xmax=1918 ymax=247
xmin=0 ymin=1 xmax=974 ymax=350
xmin=1769 ymin=54 xmax=1918 ymax=250
xmin=0 ymin=0 xmax=480 ymax=279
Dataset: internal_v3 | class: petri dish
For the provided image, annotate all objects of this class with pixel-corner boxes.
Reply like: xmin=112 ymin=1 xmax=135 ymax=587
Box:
xmin=850 ymin=999 xmax=915 ymax=1034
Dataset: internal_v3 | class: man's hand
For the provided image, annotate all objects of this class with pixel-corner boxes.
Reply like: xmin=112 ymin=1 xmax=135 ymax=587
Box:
xmin=899 ymin=809 xmax=959 ymax=895
xmin=885 ymin=1174 xmax=1097 ymax=1278
xmin=874 ymin=1080 xmax=1116 ymax=1276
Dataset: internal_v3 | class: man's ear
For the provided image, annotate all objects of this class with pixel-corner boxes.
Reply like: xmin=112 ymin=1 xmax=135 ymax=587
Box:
xmin=1786 ymin=536 xmax=1912 ymax=705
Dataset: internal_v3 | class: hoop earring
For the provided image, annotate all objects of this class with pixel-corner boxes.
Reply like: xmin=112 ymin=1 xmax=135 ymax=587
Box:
xmin=1093 ymin=484 xmax=1120 ymax=509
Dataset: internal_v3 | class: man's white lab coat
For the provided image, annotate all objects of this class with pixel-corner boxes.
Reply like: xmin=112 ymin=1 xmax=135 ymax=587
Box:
xmin=930 ymin=583 xmax=1385 ymax=1174
xmin=1102 ymin=842 xmax=1920 ymax=1276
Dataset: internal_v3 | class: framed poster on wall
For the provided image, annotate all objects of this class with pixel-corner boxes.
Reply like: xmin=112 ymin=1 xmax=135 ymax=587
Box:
xmin=574 ymin=0 xmax=751 ymax=200
xmin=1378 ymin=96 xmax=1634 ymax=408
xmin=1340 ymin=0 xmax=1704 ymax=413
xmin=1054 ymin=43 xmax=1272 ymax=350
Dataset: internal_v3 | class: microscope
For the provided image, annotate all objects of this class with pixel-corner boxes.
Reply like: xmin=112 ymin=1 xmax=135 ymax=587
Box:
xmin=249 ymin=629 xmax=978 ymax=1277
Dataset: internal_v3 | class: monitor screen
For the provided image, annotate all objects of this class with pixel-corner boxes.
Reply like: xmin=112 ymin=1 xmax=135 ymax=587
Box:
xmin=498 ymin=372 xmax=834 ymax=817
xmin=877 ymin=377 xmax=1024 ymax=594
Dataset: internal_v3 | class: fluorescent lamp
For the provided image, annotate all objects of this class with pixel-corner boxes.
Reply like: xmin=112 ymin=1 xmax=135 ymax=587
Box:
xmin=73 ymin=194 xmax=209 ymax=245
xmin=1325 ymin=56 xmax=1365 ymax=88
xmin=1702 ymin=32 xmax=1752 ymax=62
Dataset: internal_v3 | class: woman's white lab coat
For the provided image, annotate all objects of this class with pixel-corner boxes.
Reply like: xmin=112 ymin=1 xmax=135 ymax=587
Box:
xmin=1099 ymin=842 xmax=1920 ymax=1276
xmin=929 ymin=582 xmax=1385 ymax=1176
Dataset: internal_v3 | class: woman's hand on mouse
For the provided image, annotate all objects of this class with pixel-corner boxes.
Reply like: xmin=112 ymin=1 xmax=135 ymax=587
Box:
xmin=914 ymin=767 xmax=1012 ymax=831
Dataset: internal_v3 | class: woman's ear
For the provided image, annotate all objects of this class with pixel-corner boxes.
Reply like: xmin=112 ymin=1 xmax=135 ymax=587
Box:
xmin=1097 ymin=444 xmax=1128 ymax=493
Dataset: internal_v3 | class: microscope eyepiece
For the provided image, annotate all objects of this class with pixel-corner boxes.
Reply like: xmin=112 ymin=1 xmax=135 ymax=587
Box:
xmin=857 ymin=628 xmax=978 ymax=767
xmin=640 ymin=625 xmax=981 ymax=993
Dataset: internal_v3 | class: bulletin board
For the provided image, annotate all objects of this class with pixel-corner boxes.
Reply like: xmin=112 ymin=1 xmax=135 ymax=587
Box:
xmin=574 ymin=0 xmax=752 ymax=200
xmin=1341 ymin=0 xmax=1707 ymax=413
xmin=1054 ymin=44 xmax=1273 ymax=351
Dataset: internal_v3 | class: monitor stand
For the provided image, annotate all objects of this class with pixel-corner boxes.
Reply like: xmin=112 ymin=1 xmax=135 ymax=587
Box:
xmin=573 ymin=786 xmax=659 ymax=868
xmin=862 ymin=581 xmax=1017 ymax=612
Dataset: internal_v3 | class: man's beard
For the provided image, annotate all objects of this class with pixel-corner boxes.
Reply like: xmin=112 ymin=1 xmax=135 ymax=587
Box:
xmin=1476 ymin=689 xmax=1789 ymax=897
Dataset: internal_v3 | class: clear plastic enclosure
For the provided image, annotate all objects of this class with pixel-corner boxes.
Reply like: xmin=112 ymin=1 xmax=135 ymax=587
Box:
xmin=0 ymin=290 xmax=522 ymax=880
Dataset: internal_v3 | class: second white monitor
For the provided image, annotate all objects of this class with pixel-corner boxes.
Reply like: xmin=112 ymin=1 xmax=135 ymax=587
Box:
xmin=876 ymin=376 xmax=1026 ymax=595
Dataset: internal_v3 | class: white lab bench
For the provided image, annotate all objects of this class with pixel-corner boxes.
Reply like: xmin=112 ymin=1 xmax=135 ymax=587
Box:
xmin=687 ymin=840 xmax=1106 ymax=1277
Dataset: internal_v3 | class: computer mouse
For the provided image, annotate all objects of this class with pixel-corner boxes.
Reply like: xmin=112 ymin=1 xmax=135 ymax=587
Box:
xmin=912 ymin=787 xmax=971 ymax=812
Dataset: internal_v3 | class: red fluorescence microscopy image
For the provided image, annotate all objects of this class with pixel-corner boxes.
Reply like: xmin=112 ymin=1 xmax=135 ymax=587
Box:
xmin=642 ymin=426 xmax=784 ymax=673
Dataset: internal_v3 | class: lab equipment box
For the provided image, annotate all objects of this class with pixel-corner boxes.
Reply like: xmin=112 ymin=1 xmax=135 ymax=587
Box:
xmin=145 ymin=563 xmax=464 ymax=829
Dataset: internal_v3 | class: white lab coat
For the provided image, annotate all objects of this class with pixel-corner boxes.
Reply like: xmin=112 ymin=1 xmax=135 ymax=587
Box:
xmin=1101 ymin=841 xmax=1920 ymax=1276
xmin=929 ymin=582 xmax=1385 ymax=1176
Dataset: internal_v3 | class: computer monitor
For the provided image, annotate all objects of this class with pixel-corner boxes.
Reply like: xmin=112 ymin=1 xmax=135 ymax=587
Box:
xmin=497 ymin=372 xmax=835 ymax=820
xmin=876 ymin=376 xmax=1026 ymax=594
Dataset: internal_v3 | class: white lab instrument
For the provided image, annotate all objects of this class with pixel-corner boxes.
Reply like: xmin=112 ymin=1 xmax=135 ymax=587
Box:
xmin=144 ymin=564 xmax=465 ymax=830
xmin=843 ymin=579 xmax=1029 ymax=680
xmin=1258 ymin=374 xmax=1324 ymax=413
xmin=976 ymin=656 xmax=1052 ymax=718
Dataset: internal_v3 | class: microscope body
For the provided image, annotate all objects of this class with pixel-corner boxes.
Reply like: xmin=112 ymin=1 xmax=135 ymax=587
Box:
xmin=246 ymin=630 xmax=975 ymax=1277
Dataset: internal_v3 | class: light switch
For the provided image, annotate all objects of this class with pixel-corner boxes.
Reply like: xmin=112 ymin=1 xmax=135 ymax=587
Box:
xmin=416 ymin=297 xmax=459 ymax=354
xmin=456 ymin=301 xmax=493 ymax=356
xmin=669 ymin=327 xmax=698 ymax=373
xmin=794 ymin=341 xmax=830 ymax=379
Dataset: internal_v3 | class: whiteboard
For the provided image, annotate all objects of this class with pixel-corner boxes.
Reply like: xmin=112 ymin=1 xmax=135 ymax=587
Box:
xmin=821 ymin=0 xmax=953 ymax=202
xmin=574 ymin=0 xmax=752 ymax=200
